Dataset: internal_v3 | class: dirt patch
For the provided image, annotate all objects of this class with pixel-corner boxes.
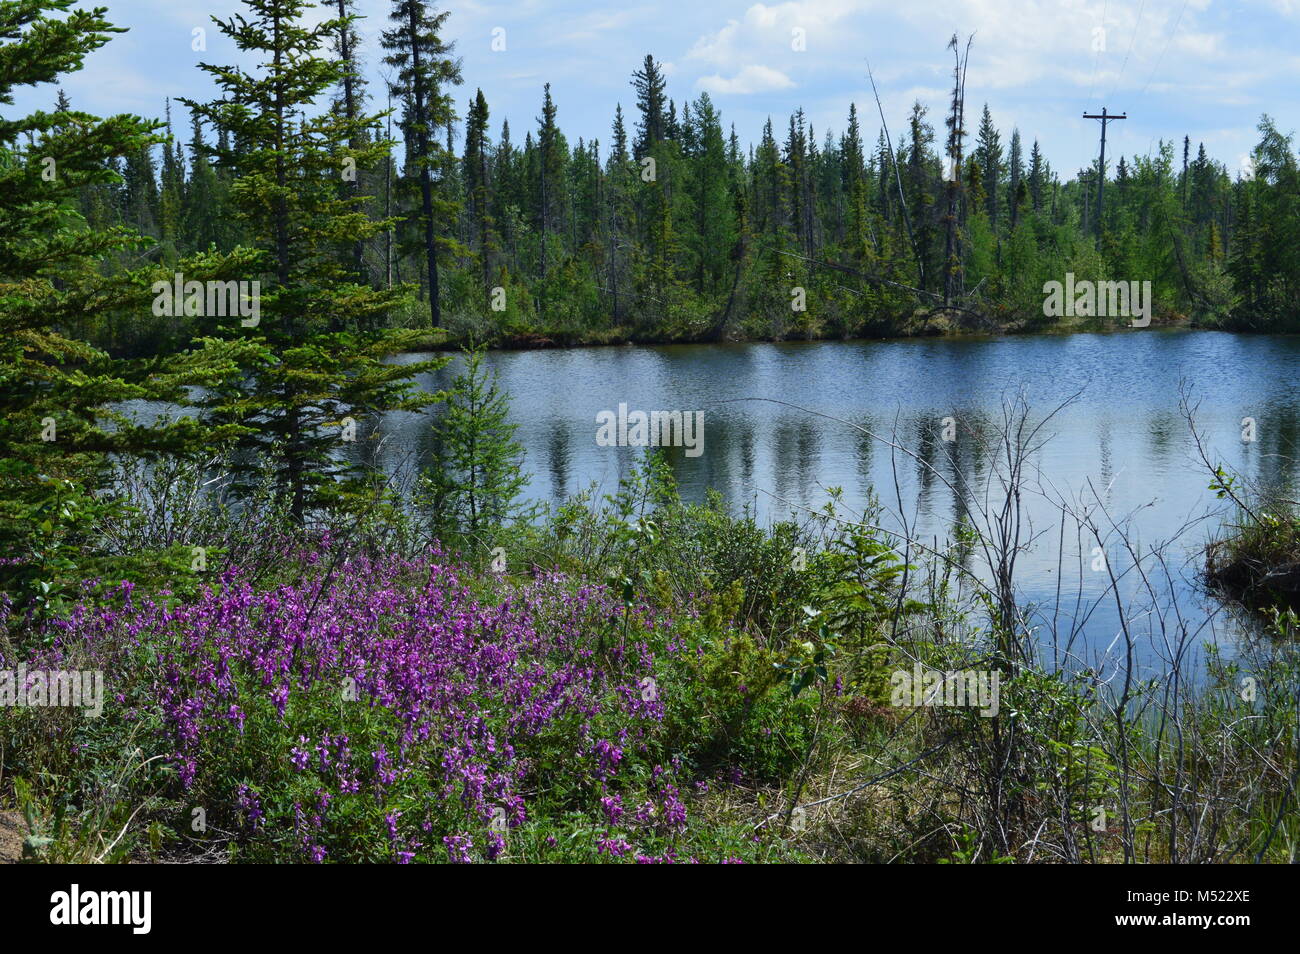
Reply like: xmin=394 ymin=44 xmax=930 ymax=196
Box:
xmin=0 ymin=811 xmax=29 ymax=864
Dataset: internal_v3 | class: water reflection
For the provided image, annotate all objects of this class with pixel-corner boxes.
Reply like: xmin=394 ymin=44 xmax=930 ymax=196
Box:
xmin=123 ymin=331 xmax=1300 ymax=677
xmin=383 ymin=331 xmax=1300 ymax=674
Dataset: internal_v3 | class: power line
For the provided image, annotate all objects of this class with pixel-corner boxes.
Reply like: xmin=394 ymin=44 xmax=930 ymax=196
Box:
xmin=1085 ymin=0 xmax=1110 ymax=110
xmin=1108 ymin=0 xmax=1147 ymax=99
xmin=1139 ymin=0 xmax=1191 ymax=98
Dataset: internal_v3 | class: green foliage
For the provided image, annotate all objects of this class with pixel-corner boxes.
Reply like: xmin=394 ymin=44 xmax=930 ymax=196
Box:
xmin=421 ymin=346 xmax=530 ymax=539
xmin=0 ymin=1 xmax=264 ymax=612
xmin=938 ymin=826 xmax=1013 ymax=864
xmin=382 ymin=0 xmax=462 ymax=328
xmin=10 ymin=7 xmax=1295 ymax=357
xmin=1206 ymin=496 xmax=1300 ymax=611
xmin=182 ymin=0 xmax=446 ymax=521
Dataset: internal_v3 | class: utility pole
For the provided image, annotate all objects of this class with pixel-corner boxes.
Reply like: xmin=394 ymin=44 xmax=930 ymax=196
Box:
xmin=1083 ymin=108 xmax=1125 ymax=247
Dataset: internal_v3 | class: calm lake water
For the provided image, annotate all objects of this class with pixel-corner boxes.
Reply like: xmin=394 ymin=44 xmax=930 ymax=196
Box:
xmin=127 ymin=329 xmax=1300 ymax=680
xmin=372 ymin=329 xmax=1300 ymax=680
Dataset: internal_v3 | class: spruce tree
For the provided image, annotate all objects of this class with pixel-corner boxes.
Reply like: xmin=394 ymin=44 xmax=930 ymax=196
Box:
xmin=183 ymin=0 xmax=444 ymax=522
xmin=841 ymin=103 xmax=868 ymax=258
xmin=0 ymin=0 xmax=260 ymax=613
xmin=611 ymin=104 xmax=628 ymax=163
xmin=332 ymin=0 xmax=370 ymax=288
xmin=1007 ymin=129 xmax=1023 ymax=229
xmin=685 ymin=92 xmax=734 ymax=295
xmin=381 ymin=0 xmax=462 ymax=328
xmin=975 ymin=105 xmax=1002 ymax=229
xmin=535 ymin=82 xmax=565 ymax=312
xmin=463 ymin=88 xmax=494 ymax=293
xmin=181 ymin=108 xmax=225 ymax=252
xmin=631 ymin=55 xmax=667 ymax=159
xmin=423 ymin=347 xmax=529 ymax=538
xmin=905 ymin=101 xmax=936 ymax=289
xmin=604 ymin=107 xmax=635 ymax=324
xmin=490 ymin=117 xmax=518 ymax=272
xmin=1028 ymin=139 xmax=1045 ymax=213
xmin=158 ymin=99 xmax=184 ymax=254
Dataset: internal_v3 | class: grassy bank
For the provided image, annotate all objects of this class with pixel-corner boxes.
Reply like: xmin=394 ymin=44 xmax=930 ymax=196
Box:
xmin=1207 ymin=507 xmax=1300 ymax=615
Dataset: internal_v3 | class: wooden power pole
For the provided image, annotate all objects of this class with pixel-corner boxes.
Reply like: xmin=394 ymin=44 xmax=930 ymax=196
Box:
xmin=1083 ymin=108 xmax=1125 ymax=246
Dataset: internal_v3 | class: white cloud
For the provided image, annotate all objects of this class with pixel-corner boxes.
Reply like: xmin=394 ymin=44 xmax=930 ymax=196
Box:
xmin=698 ymin=64 xmax=797 ymax=94
xmin=687 ymin=1 xmax=866 ymax=70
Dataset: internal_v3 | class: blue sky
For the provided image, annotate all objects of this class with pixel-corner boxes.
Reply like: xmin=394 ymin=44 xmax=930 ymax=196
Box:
xmin=15 ymin=0 xmax=1300 ymax=180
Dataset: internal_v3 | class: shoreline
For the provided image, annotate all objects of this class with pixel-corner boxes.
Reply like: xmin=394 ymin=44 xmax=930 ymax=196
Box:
xmin=397 ymin=313 xmax=1204 ymax=355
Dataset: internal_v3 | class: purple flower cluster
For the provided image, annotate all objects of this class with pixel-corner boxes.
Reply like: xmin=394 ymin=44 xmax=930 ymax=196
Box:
xmin=29 ymin=551 xmax=675 ymax=862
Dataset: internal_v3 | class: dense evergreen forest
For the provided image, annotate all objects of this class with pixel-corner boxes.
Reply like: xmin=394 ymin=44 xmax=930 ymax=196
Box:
xmin=50 ymin=4 xmax=1300 ymax=357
